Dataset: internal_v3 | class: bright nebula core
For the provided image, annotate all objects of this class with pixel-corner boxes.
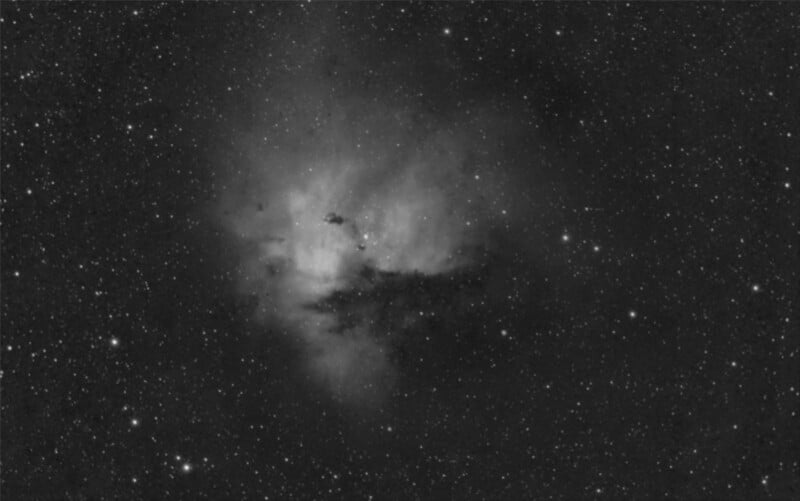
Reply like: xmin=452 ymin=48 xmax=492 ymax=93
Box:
xmin=219 ymin=88 xmax=507 ymax=403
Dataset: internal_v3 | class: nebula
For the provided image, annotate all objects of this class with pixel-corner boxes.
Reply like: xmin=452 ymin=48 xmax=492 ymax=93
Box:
xmin=216 ymin=26 xmax=508 ymax=405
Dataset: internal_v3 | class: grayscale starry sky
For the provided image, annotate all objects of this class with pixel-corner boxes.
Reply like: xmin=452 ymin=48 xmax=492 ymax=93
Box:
xmin=2 ymin=2 xmax=798 ymax=499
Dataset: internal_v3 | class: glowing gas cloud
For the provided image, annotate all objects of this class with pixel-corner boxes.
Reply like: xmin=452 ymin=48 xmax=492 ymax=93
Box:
xmin=217 ymin=30 xmax=507 ymax=404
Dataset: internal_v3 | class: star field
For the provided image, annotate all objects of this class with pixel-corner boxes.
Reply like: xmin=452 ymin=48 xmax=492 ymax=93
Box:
xmin=2 ymin=3 xmax=799 ymax=500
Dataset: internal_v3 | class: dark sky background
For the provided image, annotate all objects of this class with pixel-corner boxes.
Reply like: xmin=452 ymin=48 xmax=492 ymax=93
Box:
xmin=2 ymin=2 xmax=799 ymax=500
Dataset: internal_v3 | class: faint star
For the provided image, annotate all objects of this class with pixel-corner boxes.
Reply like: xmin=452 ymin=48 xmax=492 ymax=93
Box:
xmin=443 ymin=27 xmax=451 ymax=36
xmin=628 ymin=310 xmax=637 ymax=319
xmin=110 ymin=337 xmax=120 ymax=347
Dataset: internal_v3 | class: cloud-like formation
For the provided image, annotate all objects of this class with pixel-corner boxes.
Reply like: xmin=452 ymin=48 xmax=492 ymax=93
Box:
xmin=217 ymin=21 xmax=508 ymax=405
